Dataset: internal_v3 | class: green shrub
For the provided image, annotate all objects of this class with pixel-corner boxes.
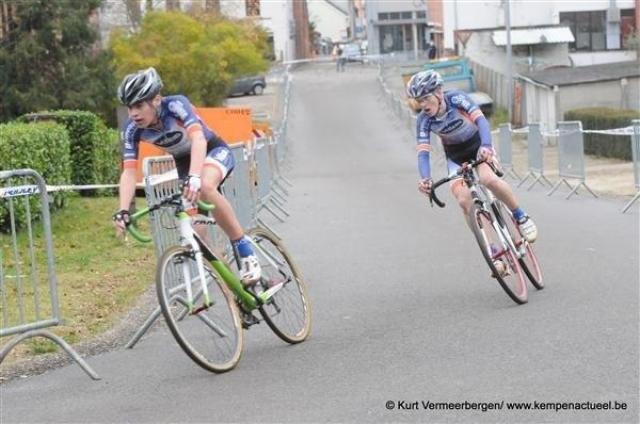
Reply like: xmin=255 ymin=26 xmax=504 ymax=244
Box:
xmin=564 ymin=108 xmax=640 ymax=160
xmin=20 ymin=111 xmax=121 ymax=193
xmin=0 ymin=122 xmax=71 ymax=230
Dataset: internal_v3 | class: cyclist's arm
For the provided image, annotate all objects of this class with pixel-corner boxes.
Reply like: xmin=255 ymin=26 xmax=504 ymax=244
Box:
xmin=119 ymin=122 xmax=139 ymax=211
xmin=118 ymin=167 xmax=137 ymax=211
xmin=416 ymin=116 xmax=432 ymax=180
xmin=475 ymin=115 xmax=492 ymax=147
xmin=188 ymin=128 xmax=207 ymax=176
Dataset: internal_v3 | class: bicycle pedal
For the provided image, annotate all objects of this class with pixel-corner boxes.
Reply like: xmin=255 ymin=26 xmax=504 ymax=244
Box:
xmin=240 ymin=311 xmax=260 ymax=329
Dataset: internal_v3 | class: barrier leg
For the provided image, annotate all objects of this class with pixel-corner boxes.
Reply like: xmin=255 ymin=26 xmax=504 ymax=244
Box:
xmin=622 ymin=191 xmax=640 ymax=213
xmin=547 ymin=178 xmax=574 ymax=196
xmin=257 ymin=218 xmax=281 ymax=239
xmin=517 ymin=172 xmax=533 ymax=188
xmin=0 ymin=330 xmax=100 ymax=380
xmin=259 ymin=203 xmax=286 ymax=223
xmin=566 ymin=182 xmax=598 ymax=200
xmin=125 ymin=306 xmax=162 ymax=349
xmin=269 ymin=198 xmax=290 ymax=217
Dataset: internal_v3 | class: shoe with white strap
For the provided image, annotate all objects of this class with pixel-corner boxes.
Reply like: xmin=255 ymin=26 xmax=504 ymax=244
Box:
xmin=517 ymin=215 xmax=538 ymax=243
xmin=239 ymin=254 xmax=261 ymax=286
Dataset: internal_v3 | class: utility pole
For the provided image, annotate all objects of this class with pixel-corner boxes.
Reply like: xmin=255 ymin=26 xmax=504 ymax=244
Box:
xmin=505 ymin=0 xmax=513 ymax=124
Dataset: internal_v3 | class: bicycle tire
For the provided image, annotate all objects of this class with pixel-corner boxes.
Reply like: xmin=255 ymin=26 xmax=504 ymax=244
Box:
xmin=156 ymin=246 xmax=244 ymax=373
xmin=495 ymin=202 xmax=544 ymax=290
xmin=469 ymin=204 xmax=528 ymax=304
xmin=247 ymin=227 xmax=312 ymax=344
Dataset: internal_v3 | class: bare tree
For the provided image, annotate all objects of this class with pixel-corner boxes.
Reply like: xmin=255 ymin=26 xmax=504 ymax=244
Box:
xmin=246 ymin=0 xmax=260 ymax=16
xmin=205 ymin=0 xmax=220 ymax=13
xmin=125 ymin=0 xmax=142 ymax=27
xmin=166 ymin=0 xmax=180 ymax=11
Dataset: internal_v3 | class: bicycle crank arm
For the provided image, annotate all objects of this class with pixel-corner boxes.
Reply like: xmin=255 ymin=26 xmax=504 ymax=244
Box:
xmin=191 ymin=300 xmax=214 ymax=315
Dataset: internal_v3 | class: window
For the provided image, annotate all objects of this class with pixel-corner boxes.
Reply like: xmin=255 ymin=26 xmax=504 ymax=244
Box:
xmin=560 ymin=10 xmax=607 ymax=51
xmin=389 ymin=12 xmax=400 ymax=20
xmin=621 ymin=9 xmax=637 ymax=49
xmin=416 ymin=11 xmax=426 ymax=19
xmin=378 ymin=12 xmax=389 ymax=20
xmin=401 ymin=12 xmax=412 ymax=19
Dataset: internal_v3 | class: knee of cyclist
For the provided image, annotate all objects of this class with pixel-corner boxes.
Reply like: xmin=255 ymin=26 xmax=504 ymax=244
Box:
xmin=481 ymin=175 xmax=500 ymax=190
xmin=200 ymin=179 xmax=219 ymax=197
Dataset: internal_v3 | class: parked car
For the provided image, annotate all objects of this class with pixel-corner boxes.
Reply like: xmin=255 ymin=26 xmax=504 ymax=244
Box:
xmin=343 ymin=43 xmax=365 ymax=64
xmin=228 ymin=75 xmax=266 ymax=97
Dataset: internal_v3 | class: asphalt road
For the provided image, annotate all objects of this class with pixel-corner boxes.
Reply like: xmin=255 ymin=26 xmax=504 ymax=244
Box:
xmin=1 ymin=62 xmax=638 ymax=423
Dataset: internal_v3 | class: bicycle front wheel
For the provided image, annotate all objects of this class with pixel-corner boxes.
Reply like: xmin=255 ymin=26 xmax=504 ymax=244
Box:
xmin=496 ymin=202 xmax=544 ymax=290
xmin=156 ymin=246 xmax=244 ymax=373
xmin=247 ymin=227 xmax=312 ymax=344
xmin=469 ymin=204 xmax=528 ymax=304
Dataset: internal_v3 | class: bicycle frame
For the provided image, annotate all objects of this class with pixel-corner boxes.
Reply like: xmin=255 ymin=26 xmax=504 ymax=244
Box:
xmin=431 ymin=160 xmax=525 ymax=262
xmin=467 ymin=178 xmax=522 ymax=263
xmin=127 ymin=197 xmax=286 ymax=314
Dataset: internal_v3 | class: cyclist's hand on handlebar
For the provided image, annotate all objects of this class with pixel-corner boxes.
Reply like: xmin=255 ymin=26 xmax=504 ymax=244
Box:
xmin=112 ymin=209 xmax=130 ymax=238
xmin=418 ymin=178 xmax=433 ymax=196
xmin=183 ymin=174 xmax=201 ymax=203
xmin=477 ymin=146 xmax=495 ymax=162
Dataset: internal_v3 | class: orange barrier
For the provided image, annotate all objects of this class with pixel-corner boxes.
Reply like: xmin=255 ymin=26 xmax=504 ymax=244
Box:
xmin=133 ymin=107 xmax=254 ymax=182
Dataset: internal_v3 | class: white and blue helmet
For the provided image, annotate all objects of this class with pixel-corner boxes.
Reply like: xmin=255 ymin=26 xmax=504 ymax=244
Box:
xmin=406 ymin=70 xmax=443 ymax=99
xmin=117 ymin=67 xmax=164 ymax=106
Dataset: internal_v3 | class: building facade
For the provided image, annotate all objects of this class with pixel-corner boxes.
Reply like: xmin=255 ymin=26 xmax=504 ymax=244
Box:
xmin=364 ymin=0 xmax=431 ymax=57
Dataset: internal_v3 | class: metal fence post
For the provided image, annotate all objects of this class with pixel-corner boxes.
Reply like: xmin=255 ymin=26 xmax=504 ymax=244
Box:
xmin=498 ymin=123 xmax=521 ymax=180
xmin=622 ymin=119 xmax=640 ymax=213
xmin=517 ymin=123 xmax=552 ymax=190
xmin=0 ymin=169 xmax=100 ymax=380
xmin=547 ymin=121 xmax=597 ymax=199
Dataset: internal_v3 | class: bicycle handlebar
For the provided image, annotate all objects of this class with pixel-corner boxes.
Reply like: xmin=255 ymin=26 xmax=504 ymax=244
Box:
xmin=125 ymin=193 xmax=216 ymax=244
xmin=428 ymin=159 xmax=504 ymax=208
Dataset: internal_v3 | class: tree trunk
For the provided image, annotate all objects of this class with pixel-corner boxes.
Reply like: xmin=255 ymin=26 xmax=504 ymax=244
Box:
xmin=205 ymin=0 xmax=220 ymax=13
xmin=166 ymin=0 xmax=180 ymax=10
xmin=125 ymin=0 xmax=142 ymax=27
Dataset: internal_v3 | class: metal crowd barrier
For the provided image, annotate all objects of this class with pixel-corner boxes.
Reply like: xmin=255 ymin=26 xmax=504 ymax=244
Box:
xmin=0 ymin=169 xmax=99 ymax=380
xmin=498 ymin=123 xmax=520 ymax=180
xmin=548 ymin=121 xmax=597 ymax=199
xmin=518 ymin=123 xmax=553 ymax=190
xmin=622 ymin=119 xmax=640 ymax=213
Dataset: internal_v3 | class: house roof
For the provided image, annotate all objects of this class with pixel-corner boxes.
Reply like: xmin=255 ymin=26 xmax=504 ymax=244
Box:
xmin=521 ymin=61 xmax=640 ymax=87
xmin=492 ymin=26 xmax=574 ymax=46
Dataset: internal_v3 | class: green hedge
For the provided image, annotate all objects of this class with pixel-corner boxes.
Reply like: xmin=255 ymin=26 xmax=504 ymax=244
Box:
xmin=20 ymin=111 xmax=121 ymax=193
xmin=0 ymin=122 xmax=72 ymax=231
xmin=564 ymin=108 xmax=640 ymax=160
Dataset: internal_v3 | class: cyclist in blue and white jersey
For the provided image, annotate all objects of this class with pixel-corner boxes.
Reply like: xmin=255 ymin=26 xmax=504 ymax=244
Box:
xmin=407 ymin=70 xmax=538 ymax=244
xmin=111 ymin=67 xmax=261 ymax=284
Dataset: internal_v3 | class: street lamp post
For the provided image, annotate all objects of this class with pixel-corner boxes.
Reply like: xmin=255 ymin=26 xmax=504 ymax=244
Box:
xmin=505 ymin=0 xmax=513 ymax=124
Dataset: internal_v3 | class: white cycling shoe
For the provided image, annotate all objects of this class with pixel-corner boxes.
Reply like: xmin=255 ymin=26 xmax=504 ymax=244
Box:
xmin=517 ymin=215 xmax=538 ymax=243
xmin=239 ymin=254 xmax=262 ymax=286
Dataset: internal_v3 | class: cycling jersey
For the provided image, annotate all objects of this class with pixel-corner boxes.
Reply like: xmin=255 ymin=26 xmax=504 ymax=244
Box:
xmin=121 ymin=95 xmax=228 ymax=176
xmin=415 ymin=90 xmax=492 ymax=179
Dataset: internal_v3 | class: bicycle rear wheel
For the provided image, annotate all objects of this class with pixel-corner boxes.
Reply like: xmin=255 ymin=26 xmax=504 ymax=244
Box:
xmin=247 ymin=227 xmax=312 ymax=344
xmin=156 ymin=246 xmax=244 ymax=373
xmin=496 ymin=202 xmax=543 ymax=290
xmin=469 ymin=204 xmax=528 ymax=304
